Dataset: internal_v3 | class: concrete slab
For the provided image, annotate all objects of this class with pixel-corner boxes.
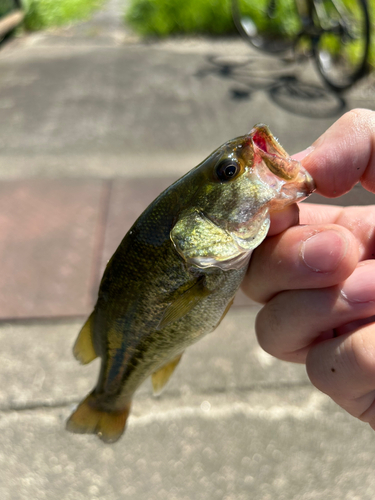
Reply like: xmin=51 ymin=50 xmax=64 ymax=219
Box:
xmin=0 ymin=180 xmax=104 ymax=319
xmin=0 ymin=309 xmax=309 ymax=410
xmin=0 ymin=319 xmax=96 ymax=409
xmin=1 ymin=389 xmax=375 ymax=500
xmin=1 ymin=311 xmax=375 ymax=499
xmin=0 ymin=41 xmax=373 ymax=181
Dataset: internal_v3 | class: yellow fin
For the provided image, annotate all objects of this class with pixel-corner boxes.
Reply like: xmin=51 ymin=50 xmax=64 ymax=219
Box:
xmin=66 ymin=393 xmax=131 ymax=444
xmin=152 ymin=354 xmax=183 ymax=395
xmin=158 ymin=279 xmax=210 ymax=330
xmin=215 ymin=297 xmax=235 ymax=329
xmin=73 ymin=313 xmax=97 ymax=365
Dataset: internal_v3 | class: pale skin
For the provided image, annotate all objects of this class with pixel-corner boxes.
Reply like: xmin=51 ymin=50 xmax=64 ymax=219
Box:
xmin=242 ymin=108 xmax=375 ymax=430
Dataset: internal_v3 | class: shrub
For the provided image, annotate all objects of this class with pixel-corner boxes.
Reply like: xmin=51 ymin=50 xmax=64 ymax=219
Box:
xmin=125 ymin=0 xmax=235 ymax=36
xmin=23 ymin=0 xmax=104 ymax=31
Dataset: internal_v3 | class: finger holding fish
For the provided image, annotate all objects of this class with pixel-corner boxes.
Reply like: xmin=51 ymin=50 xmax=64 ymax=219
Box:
xmin=243 ymin=222 xmax=359 ymax=304
xmin=246 ymin=108 xmax=375 ymax=431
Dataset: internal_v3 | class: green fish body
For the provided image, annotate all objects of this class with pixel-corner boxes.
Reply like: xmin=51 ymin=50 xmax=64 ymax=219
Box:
xmin=67 ymin=125 xmax=315 ymax=442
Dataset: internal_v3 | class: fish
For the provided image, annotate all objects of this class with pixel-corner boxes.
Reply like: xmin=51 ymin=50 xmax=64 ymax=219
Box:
xmin=66 ymin=124 xmax=315 ymax=443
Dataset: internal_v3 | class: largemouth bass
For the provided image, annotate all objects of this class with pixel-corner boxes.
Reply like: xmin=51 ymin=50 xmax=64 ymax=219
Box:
xmin=67 ymin=125 xmax=315 ymax=443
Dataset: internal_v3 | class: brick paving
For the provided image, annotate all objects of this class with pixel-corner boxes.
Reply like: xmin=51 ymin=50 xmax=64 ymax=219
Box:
xmin=0 ymin=178 xmax=370 ymax=320
xmin=0 ymin=176 xmax=260 ymax=321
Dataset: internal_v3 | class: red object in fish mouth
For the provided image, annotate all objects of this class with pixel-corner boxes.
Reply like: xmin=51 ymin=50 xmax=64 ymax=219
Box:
xmin=247 ymin=125 xmax=314 ymax=196
xmin=251 ymin=130 xmax=269 ymax=155
xmin=250 ymin=124 xmax=287 ymax=159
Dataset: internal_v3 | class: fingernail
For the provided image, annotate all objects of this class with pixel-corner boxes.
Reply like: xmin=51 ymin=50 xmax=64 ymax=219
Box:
xmin=292 ymin=146 xmax=314 ymax=162
xmin=301 ymin=230 xmax=348 ymax=273
xmin=341 ymin=264 xmax=375 ymax=303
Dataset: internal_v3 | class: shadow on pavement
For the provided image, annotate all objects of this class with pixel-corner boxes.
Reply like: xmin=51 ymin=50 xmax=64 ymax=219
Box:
xmin=196 ymin=54 xmax=346 ymax=119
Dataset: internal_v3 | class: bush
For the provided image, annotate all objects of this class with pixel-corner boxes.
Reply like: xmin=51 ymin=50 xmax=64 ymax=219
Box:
xmin=125 ymin=0 xmax=304 ymax=37
xmin=125 ymin=0 xmax=235 ymax=36
xmin=23 ymin=0 xmax=104 ymax=31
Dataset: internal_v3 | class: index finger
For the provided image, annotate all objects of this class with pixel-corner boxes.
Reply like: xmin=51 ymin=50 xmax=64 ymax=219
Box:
xmin=269 ymin=202 xmax=344 ymax=235
xmin=299 ymin=109 xmax=375 ymax=196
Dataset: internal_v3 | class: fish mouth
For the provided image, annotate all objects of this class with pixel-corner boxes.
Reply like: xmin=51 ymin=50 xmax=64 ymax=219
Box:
xmin=249 ymin=124 xmax=315 ymax=199
xmin=250 ymin=124 xmax=287 ymax=158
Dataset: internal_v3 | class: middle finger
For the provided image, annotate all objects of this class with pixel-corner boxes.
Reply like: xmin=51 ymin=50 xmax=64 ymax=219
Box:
xmin=243 ymin=224 xmax=359 ymax=303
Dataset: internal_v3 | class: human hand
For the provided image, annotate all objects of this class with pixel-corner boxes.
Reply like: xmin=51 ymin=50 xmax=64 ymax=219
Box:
xmin=242 ymin=109 xmax=375 ymax=429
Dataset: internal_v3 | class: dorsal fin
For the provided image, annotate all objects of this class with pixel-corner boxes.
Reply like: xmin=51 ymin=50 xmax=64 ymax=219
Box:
xmin=73 ymin=313 xmax=98 ymax=364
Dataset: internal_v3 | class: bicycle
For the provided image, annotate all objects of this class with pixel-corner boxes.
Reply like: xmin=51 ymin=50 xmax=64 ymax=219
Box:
xmin=232 ymin=0 xmax=371 ymax=92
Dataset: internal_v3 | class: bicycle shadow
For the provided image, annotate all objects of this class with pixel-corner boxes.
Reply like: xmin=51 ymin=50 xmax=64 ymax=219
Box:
xmin=196 ymin=55 xmax=346 ymax=119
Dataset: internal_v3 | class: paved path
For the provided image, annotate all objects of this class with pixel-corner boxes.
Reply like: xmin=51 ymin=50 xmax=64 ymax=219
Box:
xmin=0 ymin=3 xmax=374 ymax=498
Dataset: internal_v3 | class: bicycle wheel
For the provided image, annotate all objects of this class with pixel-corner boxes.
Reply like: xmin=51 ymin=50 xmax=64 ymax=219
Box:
xmin=312 ymin=0 xmax=370 ymax=91
xmin=232 ymin=0 xmax=299 ymax=54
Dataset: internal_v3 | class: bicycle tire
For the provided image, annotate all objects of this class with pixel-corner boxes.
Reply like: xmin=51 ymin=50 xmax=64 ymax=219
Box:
xmin=312 ymin=0 xmax=370 ymax=92
xmin=231 ymin=0 xmax=296 ymax=54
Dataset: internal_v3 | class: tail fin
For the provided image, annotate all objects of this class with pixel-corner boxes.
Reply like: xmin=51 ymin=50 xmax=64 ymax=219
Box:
xmin=66 ymin=393 xmax=131 ymax=444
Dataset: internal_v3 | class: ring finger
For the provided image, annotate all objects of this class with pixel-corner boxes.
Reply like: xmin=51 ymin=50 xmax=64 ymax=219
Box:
xmin=255 ymin=260 xmax=375 ymax=363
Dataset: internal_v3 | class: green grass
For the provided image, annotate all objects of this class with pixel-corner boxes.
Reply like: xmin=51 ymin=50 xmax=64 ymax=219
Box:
xmin=125 ymin=0 xmax=304 ymax=37
xmin=125 ymin=0 xmax=235 ymax=36
xmin=23 ymin=0 xmax=105 ymax=31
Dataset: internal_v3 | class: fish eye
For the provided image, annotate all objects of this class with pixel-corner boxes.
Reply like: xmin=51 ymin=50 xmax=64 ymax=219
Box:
xmin=215 ymin=160 xmax=240 ymax=182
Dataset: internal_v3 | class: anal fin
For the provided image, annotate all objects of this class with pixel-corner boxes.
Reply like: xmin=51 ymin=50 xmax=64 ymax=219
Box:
xmin=152 ymin=353 xmax=183 ymax=395
xmin=73 ymin=313 xmax=97 ymax=364
xmin=66 ymin=393 xmax=131 ymax=444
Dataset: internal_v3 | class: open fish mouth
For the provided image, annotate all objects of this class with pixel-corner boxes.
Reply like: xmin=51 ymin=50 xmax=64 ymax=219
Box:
xmin=249 ymin=124 xmax=315 ymax=199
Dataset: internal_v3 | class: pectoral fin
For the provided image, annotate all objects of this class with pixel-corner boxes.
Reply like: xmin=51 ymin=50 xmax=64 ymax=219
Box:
xmin=152 ymin=353 xmax=183 ymax=395
xmin=73 ymin=313 xmax=97 ymax=364
xmin=158 ymin=278 xmax=210 ymax=329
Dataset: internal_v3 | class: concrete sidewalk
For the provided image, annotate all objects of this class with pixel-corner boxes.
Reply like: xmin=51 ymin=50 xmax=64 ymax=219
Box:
xmin=0 ymin=3 xmax=375 ymax=499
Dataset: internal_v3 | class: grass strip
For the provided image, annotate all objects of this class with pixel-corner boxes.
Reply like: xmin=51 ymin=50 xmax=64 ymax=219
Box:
xmin=23 ymin=0 xmax=105 ymax=31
